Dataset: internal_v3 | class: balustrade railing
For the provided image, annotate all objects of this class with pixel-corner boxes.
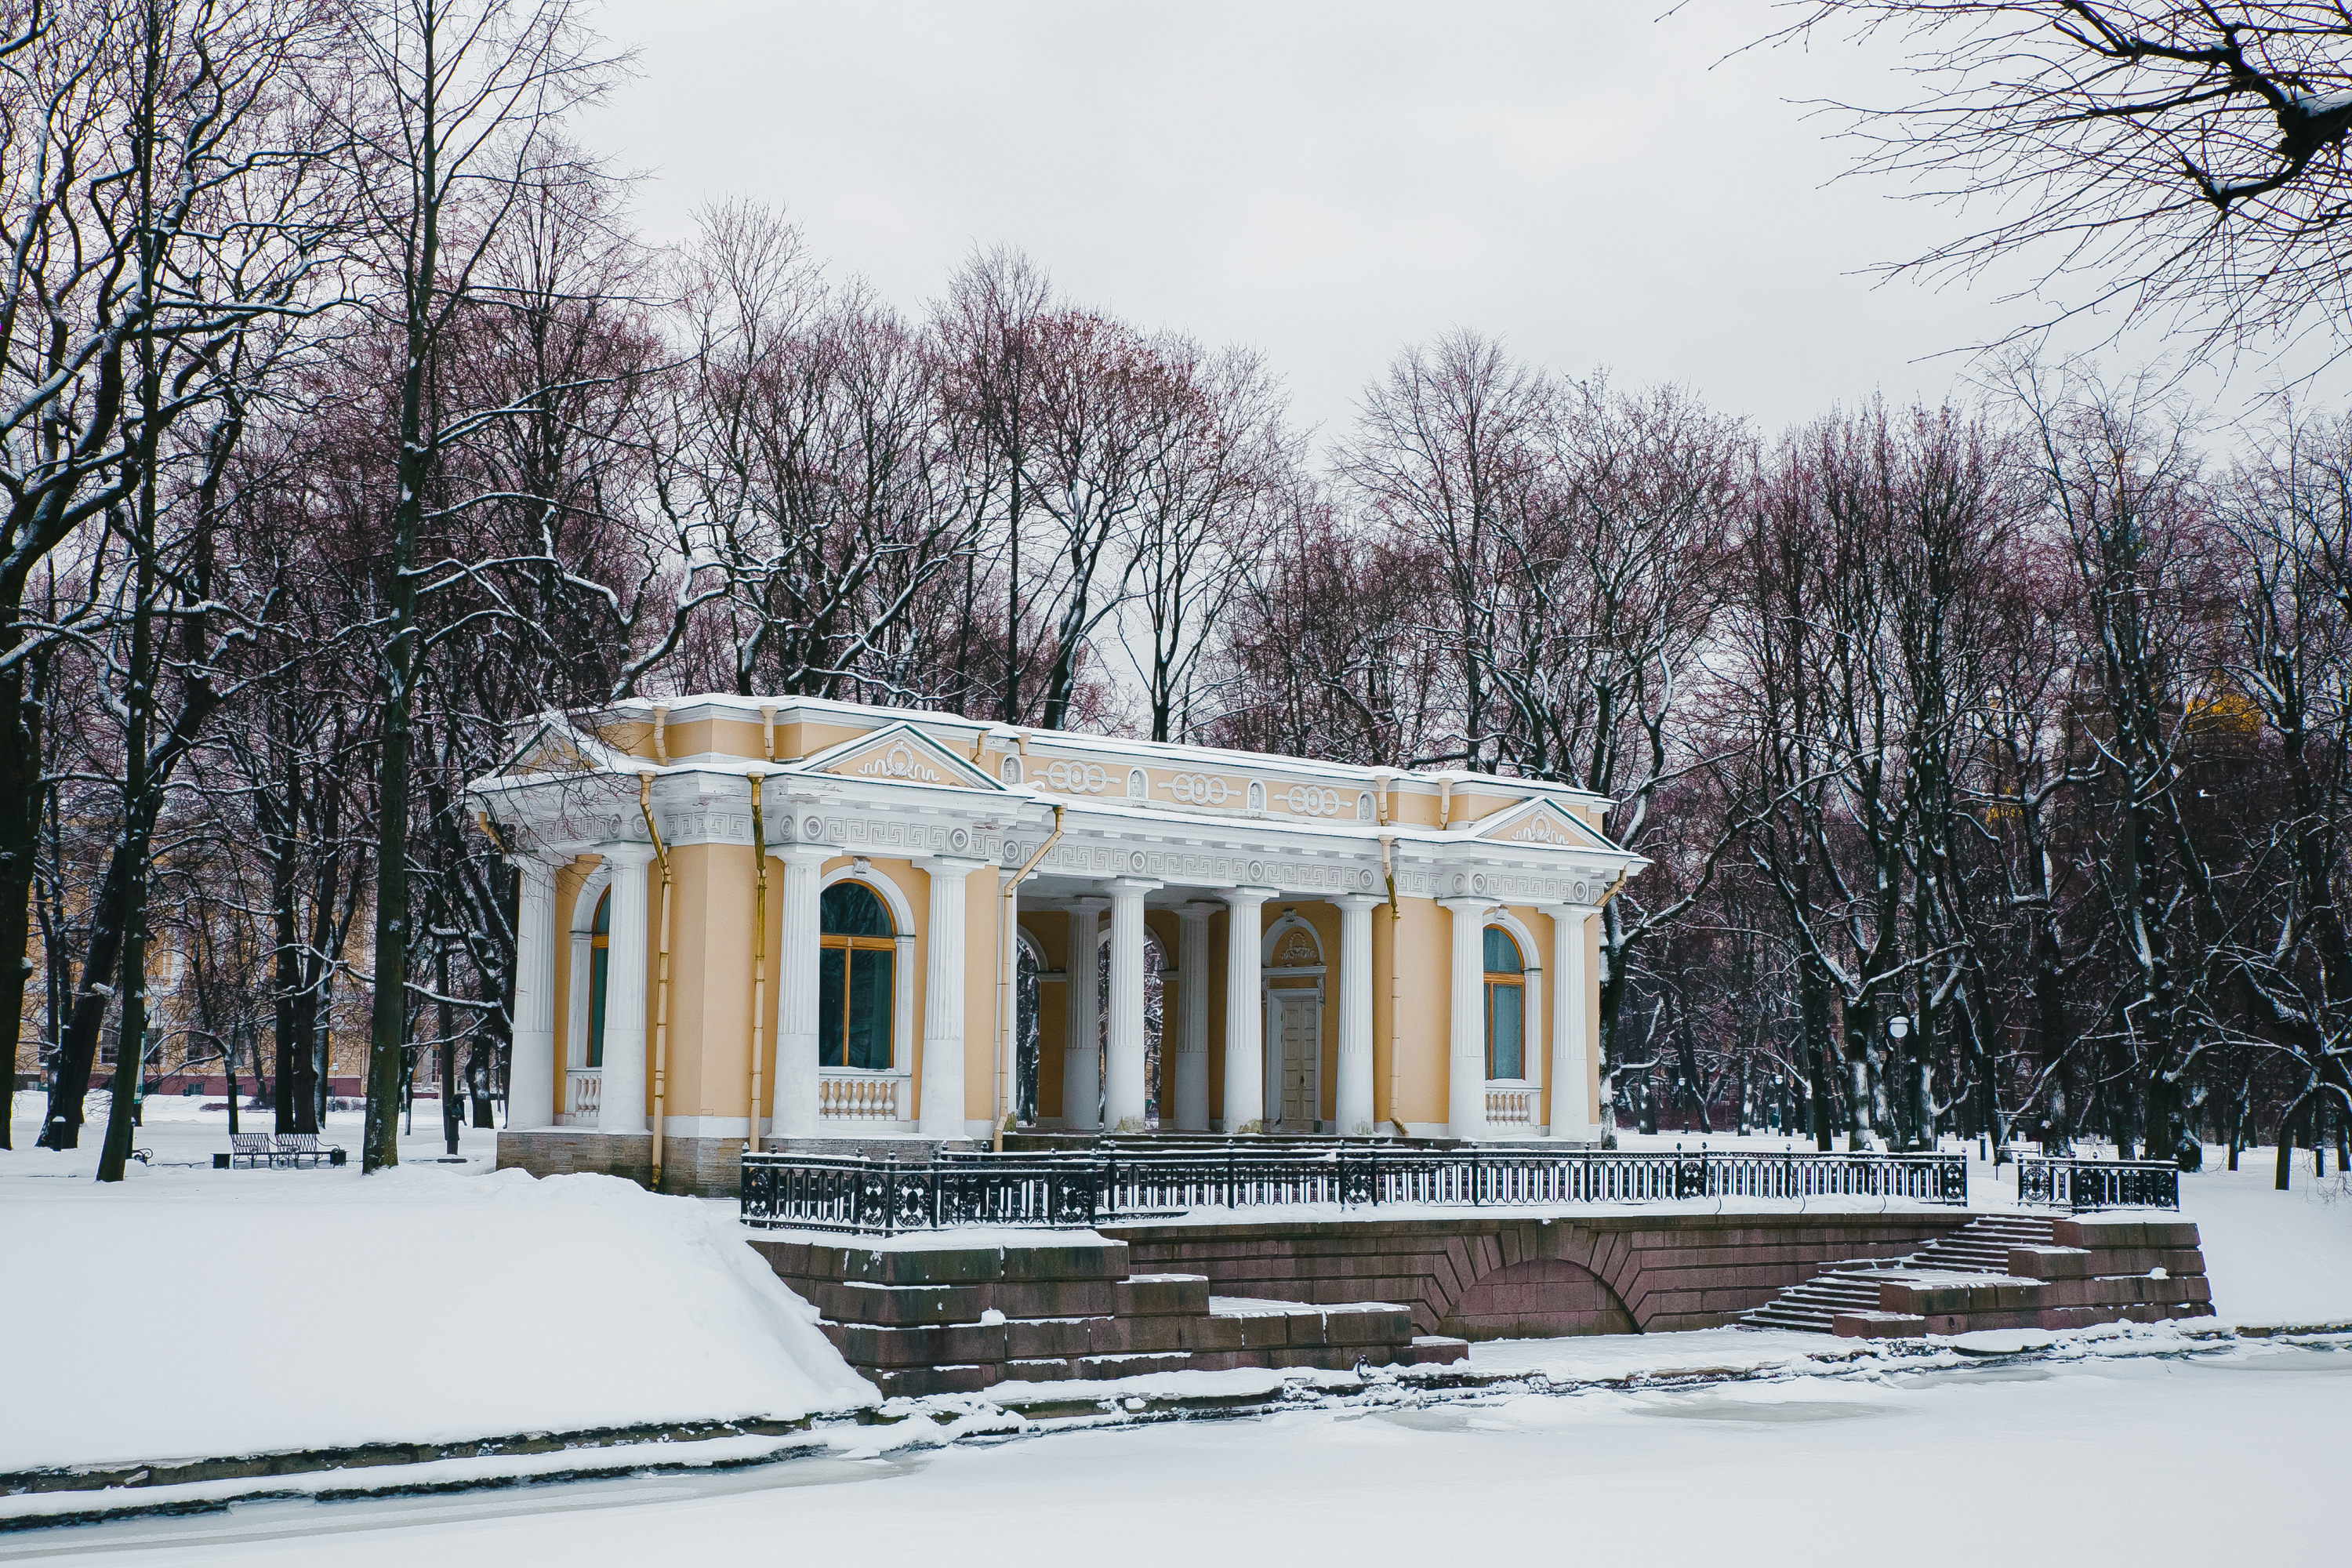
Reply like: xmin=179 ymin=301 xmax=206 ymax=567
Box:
xmin=818 ymin=1073 xmax=905 ymax=1122
xmin=566 ymin=1070 xmax=601 ymax=1122
xmin=740 ymin=1145 xmax=1972 ymax=1235
xmin=1485 ymin=1084 xmax=1537 ymax=1128
xmin=2016 ymin=1156 xmax=2180 ymax=1211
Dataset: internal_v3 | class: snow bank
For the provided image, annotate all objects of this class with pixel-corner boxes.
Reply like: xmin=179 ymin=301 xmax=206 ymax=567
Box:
xmin=2177 ymin=1159 xmax=2352 ymax=1325
xmin=0 ymin=1162 xmax=873 ymax=1472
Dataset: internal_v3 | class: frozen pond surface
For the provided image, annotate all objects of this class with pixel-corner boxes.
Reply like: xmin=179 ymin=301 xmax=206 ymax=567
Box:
xmin=11 ymin=1344 xmax=2343 ymax=1566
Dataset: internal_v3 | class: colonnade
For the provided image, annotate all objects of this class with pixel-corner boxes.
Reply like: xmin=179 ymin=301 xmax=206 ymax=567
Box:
xmin=504 ymin=852 xmax=1600 ymax=1142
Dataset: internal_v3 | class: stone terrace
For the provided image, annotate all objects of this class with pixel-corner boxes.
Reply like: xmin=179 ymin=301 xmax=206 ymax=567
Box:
xmin=1098 ymin=1210 xmax=1978 ymax=1338
xmin=750 ymin=1232 xmax=1468 ymax=1397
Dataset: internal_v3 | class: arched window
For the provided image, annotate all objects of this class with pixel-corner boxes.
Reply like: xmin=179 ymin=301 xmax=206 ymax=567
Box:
xmin=1483 ymin=926 xmax=1525 ymax=1080
xmin=820 ymin=881 xmax=895 ymax=1070
xmin=586 ymin=889 xmax=612 ymax=1068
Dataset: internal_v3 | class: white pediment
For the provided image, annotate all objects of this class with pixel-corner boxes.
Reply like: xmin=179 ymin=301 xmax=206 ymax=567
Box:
xmin=1470 ymin=798 xmax=1617 ymax=852
xmin=793 ymin=724 xmax=1004 ymax=792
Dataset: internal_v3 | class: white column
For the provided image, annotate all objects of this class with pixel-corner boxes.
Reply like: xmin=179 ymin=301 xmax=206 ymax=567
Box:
xmin=1550 ymin=905 xmax=1598 ymax=1141
xmin=1062 ymin=897 xmax=1107 ymax=1131
xmin=774 ymin=846 xmax=829 ymax=1138
xmin=1334 ymin=894 xmax=1379 ymax=1135
xmin=595 ymin=843 xmax=655 ymax=1134
xmin=506 ymin=855 xmax=561 ymax=1131
xmin=1105 ymin=878 xmax=1162 ymax=1131
xmin=564 ymin=928 xmax=592 ymax=1079
xmin=1174 ymin=902 xmax=1217 ymax=1131
xmin=916 ymin=857 xmax=983 ymax=1137
xmin=1440 ymin=895 xmax=1494 ymax=1140
xmin=1221 ymin=887 xmax=1273 ymax=1134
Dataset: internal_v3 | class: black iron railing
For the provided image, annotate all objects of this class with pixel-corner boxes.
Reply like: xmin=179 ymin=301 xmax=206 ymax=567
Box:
xmin=2016 ymin=1156 xmax=2181 ymax=1211
xmin=739 ymin=1145 xmax=1972 ymax=1235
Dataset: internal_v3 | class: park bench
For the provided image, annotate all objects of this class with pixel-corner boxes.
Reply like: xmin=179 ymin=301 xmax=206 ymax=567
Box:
xmin=223 ymin=1131 xmax=274 ymax=1168
xmin=274 ymin=1132 xmax=346 ymax=1168
xmin=215 ymin=1131 xmax=347 ymax=1170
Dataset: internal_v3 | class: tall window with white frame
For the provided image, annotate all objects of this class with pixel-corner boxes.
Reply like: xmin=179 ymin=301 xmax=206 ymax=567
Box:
xmin=586 ymin=889 xmax=611 ymax=1067
xmin=1483 ymin=926 xmax=1525 ymax=1080
xmin=819 ymin=882 xmax=895 ymax=1070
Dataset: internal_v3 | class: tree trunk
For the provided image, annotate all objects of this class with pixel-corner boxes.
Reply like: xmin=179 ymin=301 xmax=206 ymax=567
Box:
xmin=0 ymin=658 xmax=39 ymax=1152
xmin=35 ymin=851 xmax=135 ymax=1149
xmin=1799 ymin=960 xmax=1835 ymax=1151
xmin=2275 ymin=1093 xmax=2305 ymax=1190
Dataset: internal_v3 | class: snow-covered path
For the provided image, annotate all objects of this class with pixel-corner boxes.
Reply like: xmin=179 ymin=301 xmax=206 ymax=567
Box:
xmin=9 ymin=1345 xmax=2341 ymax=1565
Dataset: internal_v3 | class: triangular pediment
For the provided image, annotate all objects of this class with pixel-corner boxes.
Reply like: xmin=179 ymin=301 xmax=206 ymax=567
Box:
xmin=499 ymin=716 xmax=612 ymax=778
xmin=794 ymin=723 xmax=1002 ymax=791
xmin=1472 ymin=797 xmax=1617 ymax=851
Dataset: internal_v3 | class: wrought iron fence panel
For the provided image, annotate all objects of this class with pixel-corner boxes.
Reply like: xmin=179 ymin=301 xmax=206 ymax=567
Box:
xmin=742 ymin=1146 xmax=1980 ymax=1234
xmin=2016 ymin=1156 xmax=2180 ymax=1211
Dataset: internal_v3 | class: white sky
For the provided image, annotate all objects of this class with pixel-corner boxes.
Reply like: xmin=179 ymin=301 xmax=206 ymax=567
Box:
xmin=575 ymin=0 xmax=2347 ymax=444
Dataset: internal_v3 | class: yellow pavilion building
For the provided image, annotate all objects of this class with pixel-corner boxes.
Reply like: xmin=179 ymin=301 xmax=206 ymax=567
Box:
xmin=473 ymin=697 xmax=1642 ymax=1195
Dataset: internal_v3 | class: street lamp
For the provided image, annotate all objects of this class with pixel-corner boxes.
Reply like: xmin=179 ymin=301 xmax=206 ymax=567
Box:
xmin=1887 ymin=1014 xmax=1911 ymax=1041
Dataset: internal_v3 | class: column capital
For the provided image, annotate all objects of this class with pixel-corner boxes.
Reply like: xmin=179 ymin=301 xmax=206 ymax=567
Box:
xmin=596 ymin=839 xmax=657 ymax=869
xmin=913 ymin=854 xmax=989 ymax=878
xmin=1334 ymin=892 xmax=1385 ymax=912
xmin=1438 ymin=894 xmax=1498 ymax=914
xmin=1065 ymin=893 xmax=1112 ymax=913
xmin=1180 ymin=899 xmax=1224 ymax=920
xmin=1225 ymin=885 xmax=1277 ymax=906
xmin=1537 ymin=899 xmax=1602 ymax=916
xmin=1109 ymin=877 xmax=1162 ymax=896
xmin=775 ymin=842 xmax=833 ymax=866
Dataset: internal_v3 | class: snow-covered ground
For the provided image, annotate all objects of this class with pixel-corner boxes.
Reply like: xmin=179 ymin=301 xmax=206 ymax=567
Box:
xmin=0 ymin=1099 xmax=871 ymax=1473
xmin=5 ymin=1101 xmax=2348 ymax=1510
xmin=9 ymin=1342 xmax=2343 ymax=1564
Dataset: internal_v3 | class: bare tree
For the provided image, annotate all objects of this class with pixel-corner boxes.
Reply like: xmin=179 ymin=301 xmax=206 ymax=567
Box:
xmin=327 ymin=0 xmax=630 ymax=1171
xmin=1341 ymin=331 xmax=1547 ymax=771
xmin=1788 ymin=2 xmax=2352 ymax=352
xmin=1120 ymin=343 xmax=1287 ymax=744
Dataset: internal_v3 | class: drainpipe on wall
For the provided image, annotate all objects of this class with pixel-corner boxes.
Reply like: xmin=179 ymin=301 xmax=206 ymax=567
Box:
xmin=652 ymin=706 xmax=670 ymax=765
xmin=1438 ymin=777 xmax=1452 ymax=831
xmin=995 ymin=805 xmax=1066 ymax=1152
xmin=746 ymin=774 xmax=768 ymax=1156
xmin=760 ymin=703 xmax=777 ymax=763
xmin=638 ymin=774 xmax=675 ymax=1190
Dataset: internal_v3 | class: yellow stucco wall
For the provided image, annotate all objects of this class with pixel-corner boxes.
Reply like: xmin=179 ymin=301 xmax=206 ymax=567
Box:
xmin=1392 ymin=898 xmax=1452 ymax=1127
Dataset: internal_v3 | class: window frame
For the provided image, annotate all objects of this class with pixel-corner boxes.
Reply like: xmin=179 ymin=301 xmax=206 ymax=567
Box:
xmin=1483 ymin=925 xmax=1526 ymax=1081
xmin=818 ymin=880 xmax=897 ymax=1071
xmin=587 ymin=887 xmax=612 ymax=1069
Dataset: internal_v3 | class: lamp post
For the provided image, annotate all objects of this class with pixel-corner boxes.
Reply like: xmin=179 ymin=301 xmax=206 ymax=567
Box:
xmin=1886 ymin=1014 xmax=1912 ymax=1152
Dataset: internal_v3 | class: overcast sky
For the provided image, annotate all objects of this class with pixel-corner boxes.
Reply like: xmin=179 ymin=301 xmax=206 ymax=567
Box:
xmin=575 ymin=0 xmax=2343 ymax=444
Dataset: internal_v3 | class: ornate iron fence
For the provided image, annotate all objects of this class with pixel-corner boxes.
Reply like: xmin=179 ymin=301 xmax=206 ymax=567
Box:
xmin=740 ymin=1145 xmax=1971 ymax=1235
xmin=2016 ymin=1156 xmax=2181 ymax=1211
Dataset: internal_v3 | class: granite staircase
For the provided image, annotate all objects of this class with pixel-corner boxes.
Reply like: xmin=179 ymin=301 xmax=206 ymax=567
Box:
xmin=1740 ymin=1213 xmax=2208 ymax=1338
xmin=1739 ymin=1259 xmax=1907 ymax=1334
xmin=750 ymin=1232 xmax=1470 ymax=1397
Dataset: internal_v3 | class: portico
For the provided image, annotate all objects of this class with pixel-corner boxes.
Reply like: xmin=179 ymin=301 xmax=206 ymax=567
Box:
xmin=480 ymin=696 xmax=1641 ymax=1194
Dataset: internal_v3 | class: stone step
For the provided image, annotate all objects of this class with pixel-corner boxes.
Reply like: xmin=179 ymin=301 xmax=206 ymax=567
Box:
xmin=1741 ymin=1214 xmax=2077 ymax=1334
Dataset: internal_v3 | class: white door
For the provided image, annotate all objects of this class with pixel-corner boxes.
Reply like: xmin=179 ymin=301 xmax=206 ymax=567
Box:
xmin=1276 ymin=993 xmax=1320 ymax=1131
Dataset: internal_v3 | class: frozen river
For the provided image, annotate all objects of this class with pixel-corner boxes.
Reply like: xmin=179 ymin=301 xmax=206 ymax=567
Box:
xmin=11 ymin=1341 xmax=2342 ymax=1566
